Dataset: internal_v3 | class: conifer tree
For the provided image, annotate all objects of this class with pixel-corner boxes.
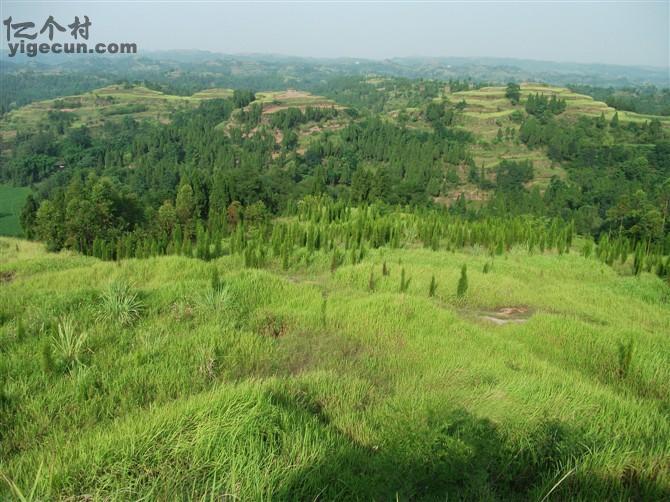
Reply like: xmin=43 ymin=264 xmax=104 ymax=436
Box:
xmin=320 ymin=295 xmax=327 ymax=328
xmin=428 ymin=275 xmax=437 ymax=297
xmin=633 ymin=246 xmax=644 ymax=276
xmin=211 ymin=267 xmax=222 ymax=292
xmin=16 ymin=318 xmax=25 ymax=342
xmin=457 ymin=264 xmax=468 ymax=298
xmin=610 ymin=112 xmax=619 ymax=128
xmin=399 ymin=268 xmax=410 ymax=293
xmin=330 ymin=249 xmax=341 ymax=274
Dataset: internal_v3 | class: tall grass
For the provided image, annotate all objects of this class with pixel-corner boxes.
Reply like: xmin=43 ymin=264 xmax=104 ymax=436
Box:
xmin=1 ymin=237 xmax=669 ymax=499
xmin=51 ymin=317 xmax=87 ymax=373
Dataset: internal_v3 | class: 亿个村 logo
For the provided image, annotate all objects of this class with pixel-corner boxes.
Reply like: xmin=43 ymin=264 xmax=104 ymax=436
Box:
xmin=3 ymin=15 xmax=137 ymax=57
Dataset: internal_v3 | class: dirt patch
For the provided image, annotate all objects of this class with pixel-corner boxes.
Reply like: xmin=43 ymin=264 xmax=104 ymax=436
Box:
xmin=262 ymin=103 xmax=338 ymax=115
xmin=478 ymin=306 xmax=533 ymax=325
xmin=275 ymin=90 xmax=312 ymax=100
xmin=0 ymin=271 xmax=16 ymax=284
xmin=254 ymin=311 xmax=289 ymax=338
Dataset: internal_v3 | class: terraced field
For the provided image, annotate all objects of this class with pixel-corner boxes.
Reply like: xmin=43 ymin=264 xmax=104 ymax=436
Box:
xmin=253 ymin=90 xmax=340 ymax=115
xmin=0 ymin=85 xmax=235 ymax=135
xmin=443 ymin=83 xmax=670 ymax=190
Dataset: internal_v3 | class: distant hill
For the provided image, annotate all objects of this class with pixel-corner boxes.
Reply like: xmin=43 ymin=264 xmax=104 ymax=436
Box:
xmin=2 ymin=51 xmax=668 ymax=88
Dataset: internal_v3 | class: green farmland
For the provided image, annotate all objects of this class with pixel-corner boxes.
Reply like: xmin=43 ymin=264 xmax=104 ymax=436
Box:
xmin=0 ymin=185 xmax=30 ymax=237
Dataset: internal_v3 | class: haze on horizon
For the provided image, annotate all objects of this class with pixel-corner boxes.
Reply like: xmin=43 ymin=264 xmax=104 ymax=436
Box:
xmin=2 ymin=1 xmax=669 ymax=68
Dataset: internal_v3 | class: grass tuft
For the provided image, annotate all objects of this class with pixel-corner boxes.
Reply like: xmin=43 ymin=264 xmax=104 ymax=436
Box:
xmin=95 ymin=281 xmax=144 ymax=326
xmin=51 ymin=317 xmax=87 ymax=373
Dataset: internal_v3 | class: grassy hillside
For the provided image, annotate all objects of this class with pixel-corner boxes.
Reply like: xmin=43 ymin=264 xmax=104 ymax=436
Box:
xmin=0 ymin=185 xmax=30 ymax=237
xmin=1 ymin=237 xmax=669 ymax=499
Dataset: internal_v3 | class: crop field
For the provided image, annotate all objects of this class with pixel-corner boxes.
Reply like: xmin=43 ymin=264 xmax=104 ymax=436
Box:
xmin=253 ymin=90 xmax=340 ymax=115
xmin=0 ymin=185 xmax=30 ymax=237
xmin=1 ymin=235 xmax=669 ymax=499
xmin=453 ymin=84 xmax=670 ymax=124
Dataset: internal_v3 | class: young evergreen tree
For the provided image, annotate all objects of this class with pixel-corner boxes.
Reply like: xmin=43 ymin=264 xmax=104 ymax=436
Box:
xmin=211 ymin=267 xmax=222 ymax=292
xmin=399 ymin=268 xmax=410 ymax=293
xmin=456 ymin=264 xmax=468 ymax=298
xmin=428 ymin=275 xmax=437 ymax=297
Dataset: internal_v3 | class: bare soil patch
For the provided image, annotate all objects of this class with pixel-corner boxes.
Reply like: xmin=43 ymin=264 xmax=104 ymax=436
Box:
xmin=478 ymin=306 xmax=533 ymax=325
xmin=0 ymin=270 xmax=16 ymax=284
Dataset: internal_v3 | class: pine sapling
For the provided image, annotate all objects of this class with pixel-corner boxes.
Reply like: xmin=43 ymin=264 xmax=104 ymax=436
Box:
xmin=399 ymin=268 xmax=411 ymax=293
xmin=211 ymin=267 xmax=222 ymax=292
xmin=428 ymin=275 xmax=437 ymax=297
xmin=617 ymin=339 xmax=634 ymax=379
xmin=368 ymin=271 xmax=376 ymax=292
xmin=320 ymin=294 xmax=327 ymax=328
xmin=456 ymin=264 xmax=468 ymax=298
xmin=16 ymin=318 xmax=25 ymax=342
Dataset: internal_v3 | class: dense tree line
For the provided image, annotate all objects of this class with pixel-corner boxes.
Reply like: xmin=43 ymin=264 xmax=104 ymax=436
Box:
xmin=525 ymin=93 xmax=567 ymax=118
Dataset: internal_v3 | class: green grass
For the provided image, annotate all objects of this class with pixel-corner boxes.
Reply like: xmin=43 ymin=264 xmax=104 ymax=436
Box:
xmin=0 ymin=185 xmax=30 ymax=237
xmin=1 ymin=237 xmax=669 ymax=499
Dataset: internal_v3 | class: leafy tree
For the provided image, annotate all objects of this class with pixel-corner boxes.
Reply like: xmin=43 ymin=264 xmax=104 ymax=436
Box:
xmin=505 ymin=83 xmax=521 ymax=105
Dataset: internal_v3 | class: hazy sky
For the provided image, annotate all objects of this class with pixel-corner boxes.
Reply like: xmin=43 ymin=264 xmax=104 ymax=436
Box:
xmin=2 ymin=1 xmax=669 ymax=67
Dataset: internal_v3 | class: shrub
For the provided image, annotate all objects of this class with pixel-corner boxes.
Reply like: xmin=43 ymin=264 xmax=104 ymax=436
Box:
xmin=96 ymin=281 xmax=144 ymax=327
